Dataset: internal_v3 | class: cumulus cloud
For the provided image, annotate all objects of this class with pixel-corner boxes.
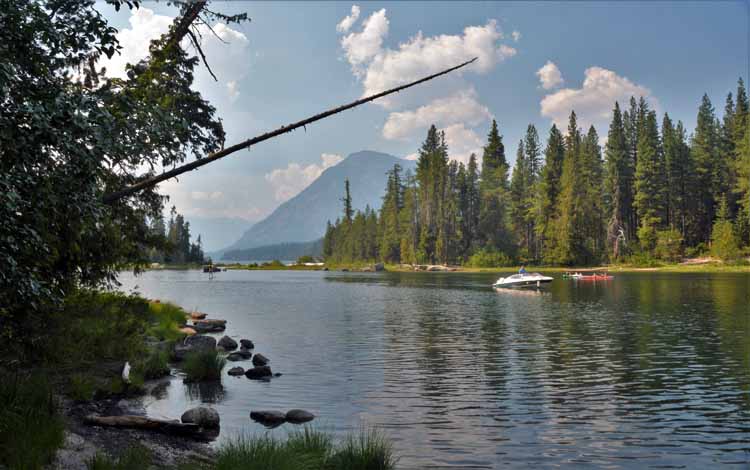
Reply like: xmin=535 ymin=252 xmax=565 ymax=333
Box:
xmin=340 ymin=9 xmax=389 ymax=73
xmin=265 ymin=154 xmax=344 ymax=202
xmin=382 ymin=88 xmax=492 ymax=140
xmin=540 ymin=66 xmax=657 ymax=133
xmin=336 ymin=5 xmax=361 ymax=33
xmin=99 ymin=7 xmax=250 ymax=103
xmin=511 ymin=30 xmax=521 ymax=42
xmin=536 ymin=61 xmax=563 ymax=90
xmin=191 ymin=191 xmax=223 ymax=201
xmin=442 ymin=124 xmax=484 ymax=165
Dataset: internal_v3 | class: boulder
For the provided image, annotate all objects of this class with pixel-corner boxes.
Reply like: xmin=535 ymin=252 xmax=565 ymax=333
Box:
xmin=227 ymin=367 xmax=245 ymax=376
xmin=239 ymin=339 xmax=254 ymax=350
xmin=374 ymin=262 xmax=385 ymax=272
xmin=218 ymin=336 xmax=238 ymax=351
xmin=194 ymin=319 xmax=227 ymax=326
xmin=250 ymin=410 xmax=286 ymax=426
xmin=190 ymin=311 xmax=207 ymax=320
xmin=173 ymin=335 xmax=217 ymax=361
xmin=179 ymin=327 xmax=197 ymax=336
xmin=192 ymin=322 xmax=226 ymax=333
xmin=180 ymin=406 xmax=220 ymax=429
xmin=252 ymin=353 xmax=269 ymax=366
xmin=237 ymin=348 xmax=253 ymax=359
xmin=226 ymin=352 xmax=248 ymax=362
xmin=285 ymin=409 xmax=315 ymax=424
xmin=245 ymin=366 xmax=272 ymax=380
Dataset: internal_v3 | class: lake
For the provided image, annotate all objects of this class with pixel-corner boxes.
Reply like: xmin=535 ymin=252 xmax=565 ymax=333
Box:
xmin=117 ymin=270 xmax=750 ymax=468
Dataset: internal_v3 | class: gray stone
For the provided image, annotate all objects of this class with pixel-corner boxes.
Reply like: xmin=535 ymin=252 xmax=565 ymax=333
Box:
xmin=227 ymin=366 xmax=245 ymax=376
xmin=173 ymin=335 xmax=217 ymax=361
xmin=245 ymin=365 xmax=272 ymax=380
xmin=252 ymin=353 xmax=269 ymax=366
xmin=237 ymin=348 xmax=253 ymax=359
xmin=285 ymin=409 xmax=315 ymax=424
xmin=181 ymin=406 xmax=220 ymax=429
xmin=218 ymin=336 xmax=238 ymax=351
xmin=239 ymin=339 xmax=254 ymax=349
xmin=374 ymin=262 xmax=385 ymax=271
xmin=226 ymin=352 xmax=247 ymax=362
xmin=250 ymin=410 xmax=286 ymax=425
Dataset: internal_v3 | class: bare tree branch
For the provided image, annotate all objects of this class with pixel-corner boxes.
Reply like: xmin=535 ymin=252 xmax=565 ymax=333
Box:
xmin=103 ymin=57 xmax=478 ymax=204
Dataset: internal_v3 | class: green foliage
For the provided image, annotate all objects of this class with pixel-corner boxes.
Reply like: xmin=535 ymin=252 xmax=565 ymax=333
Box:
xmin=183 ymin=350 xmax=225 ymax=382
xmin=88 ymin=445 xmax=152 ymax=470
xmin=711 ymin=198 xmax=740 ymax=261
xmin=67 ymin=373 xmax=97 ymax=402
xmin=297 ymin=255 xmax=316 ymax=264
xmin=467 ymin=249 xmax=514 ymax=268
xmin=654 ymin=228 xmax=684 ymax=262
xmin=0 ymin=374 xmax=65 ymax=470
xmin=147 ymin=301 xmax=188 ymax=341
xmin=214 ymin=427 xmax=395 ymax=470
xmin=134 ymin=350 xmax=170 ymax=380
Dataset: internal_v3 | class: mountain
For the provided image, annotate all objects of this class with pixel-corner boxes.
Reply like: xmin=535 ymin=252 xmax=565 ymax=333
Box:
xmin=222 ymin=239 xmax=323 ymax=262
xmin=223 ymin=151 xmax=414 ymax=252
xmin=185 ymin=216 xmax=251 ymax=252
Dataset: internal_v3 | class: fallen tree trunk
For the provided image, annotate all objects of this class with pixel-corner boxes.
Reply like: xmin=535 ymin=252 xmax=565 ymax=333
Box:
xmin=84 ymin=414 xmax=202 ymax=437
xmin=103 ymin=57 xmax=477 ymax=203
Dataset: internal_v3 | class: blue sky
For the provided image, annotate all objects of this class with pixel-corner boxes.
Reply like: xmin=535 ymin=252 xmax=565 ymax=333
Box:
xmin=100 ymin=1 xmax=748 ymax=250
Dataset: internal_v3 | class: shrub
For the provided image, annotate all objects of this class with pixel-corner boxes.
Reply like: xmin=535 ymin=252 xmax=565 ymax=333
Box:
xmin=147 ymin=301 xmax=188 ymax=341
xmin=711 ymin=219 xmax=740 ymax=261
xmin=328 ymin=427 xmax=396 ymax=470
xmin=88 ymin=445 xmax=152 ymax=470
xmin=654 ymin=228 xmax=684 ymax=262
xmin=183 ymin=350 xmax=225 ymax=382
xmin=466 ymin=248 xmax=514 ymax=268
xmin=0 ymin=374 xmax=65 ymax=470
xmin=67 ymin=373 xmax=97 ymax=402
xmin=135 ymin=350 xmax=170 ymax=380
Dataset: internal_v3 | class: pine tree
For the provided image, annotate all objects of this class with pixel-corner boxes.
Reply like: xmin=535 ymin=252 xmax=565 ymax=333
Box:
xmin=711 ymin=195 xmax=740 ymax=261
xmin=580 ymin=125 xmax=605 ymax=261
xmin=535 ymin=124 xmax=565 ymax=260
xmin=732 ymin=78 xmax=750 ymax=245
xmin=466 ymin=153 xmax=481 ymax=251
xmin=604 ymin=102 xmax=632 ymax=259
xmin=416 ymin=125 xmax=449 ymax=263
xmin=510 ymin=139 xmax=528 ymax=255
xmin=342 ymin=179 xmax=354 ymax=224
xmin=478 ymin=120 xmax=513 ymax=253
xmin=691 ymin=94 xmax=721 ymax=243
xmin=379 ymin=164 xmax=403 ymax=262
xmin=634 ymin=110 xmax=666 ymax=252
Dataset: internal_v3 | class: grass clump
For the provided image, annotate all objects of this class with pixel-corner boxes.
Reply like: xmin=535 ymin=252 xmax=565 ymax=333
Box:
xmin=134 ymin=349 xmax=170 ymax=380
xmin=147 ymin=301 xmax=188 ymax=341
xmin=0 ymin=373 xmax=65 ymax=470
xmin=214 ymin=427 xmax=396 ymax=470
xmin=87 ymin=444 xmax=152 ymax=470
xmin=183 ymin=350 xmax=225 ymax=382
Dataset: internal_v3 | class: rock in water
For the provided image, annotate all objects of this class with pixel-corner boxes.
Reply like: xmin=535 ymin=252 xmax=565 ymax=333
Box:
xmin=239 ymin=339 xmax=254 ymax=349
xmin=218 ymin=336 xmax=238 ymax=351
xmin=227 ymin=367 xmax=245 ymax=376
xmin=190 ymin=311 xmax=207 ymax=320
xmin=237 ymin=348 xmax=253 ymax=359
xmin=173 ymin=335 xmax=217 ymax=361
xmin=285 ymin=409 xmax=315 ymax=424
xmin=250 ymin=410 xmax=286 ymax=426
xmin=252 ymin=353 xmax=269 ymax=366
xmin=181 ymin=406 xmax=220 ymax=429
xmin=226 ymin=352 xmax=248 ymax=362
xmin=245 ymin=366 xmax=272 ymax=380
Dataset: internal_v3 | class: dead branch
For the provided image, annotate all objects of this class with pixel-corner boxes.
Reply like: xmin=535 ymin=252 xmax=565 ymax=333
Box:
xmin=103 ymin=57 xmax=478 ymax=203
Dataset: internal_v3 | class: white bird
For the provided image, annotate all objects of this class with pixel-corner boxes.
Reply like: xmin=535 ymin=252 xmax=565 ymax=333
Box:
xmin=122 ymin=361 xmax=131 ymax=384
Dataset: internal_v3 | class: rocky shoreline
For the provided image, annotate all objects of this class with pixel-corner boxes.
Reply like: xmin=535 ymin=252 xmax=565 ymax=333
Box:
xmin=51 ymin=305 xmax=314 ymax=468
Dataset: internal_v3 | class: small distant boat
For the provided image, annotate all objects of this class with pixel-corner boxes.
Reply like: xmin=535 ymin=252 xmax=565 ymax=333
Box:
xmin=493 ymin=272 xmax=554 ymax=288
xmin=564 ymin=272 xmax=614 ymax=281
xmin=203 ymin=265 xmax=221 ymax=273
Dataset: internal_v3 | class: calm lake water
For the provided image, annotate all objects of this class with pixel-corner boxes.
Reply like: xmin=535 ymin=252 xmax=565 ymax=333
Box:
xmin=117 ymin=270 xmax=750 ymax=469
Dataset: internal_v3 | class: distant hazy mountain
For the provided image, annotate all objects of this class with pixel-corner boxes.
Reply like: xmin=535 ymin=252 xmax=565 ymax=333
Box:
xmin=186 ymin=216 xmax=251 ymax=252
xmin=222 ymin=151 xmax=415 ymax=252
xmin=222 ymin=239 xmax=323 ymax=262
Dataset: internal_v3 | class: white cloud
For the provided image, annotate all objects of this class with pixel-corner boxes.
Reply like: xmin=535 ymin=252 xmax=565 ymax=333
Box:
xmin=340 ymin=8 xmax=389 ymax=74
xmin=382 ymin=88 xmax=492 ymax=140
xmin=265 ymin=153 xmax=344 ymax=202
xmin=356 ymin=18 xmax=515 ymax=106
xmin=100 ymin=7 xmax=250 ymax=103
xmin=191 ymin=191 xmax=223 ymax=201
xmin=536 ymin=60 xmax=564 ymax=90
xmin=511 ymin=30 xmax=521 ymax=42
xmin=540 ymin=66 xmax=657 ymax=133
xmin=442 ymin=124 xmax=484 ymax=165
xmin=336 ymin=5 xmax=361 ymax=33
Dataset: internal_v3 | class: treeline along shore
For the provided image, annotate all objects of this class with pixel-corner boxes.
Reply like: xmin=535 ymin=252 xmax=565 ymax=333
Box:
xmin=324 ymin=84 xmax=750 ymax=269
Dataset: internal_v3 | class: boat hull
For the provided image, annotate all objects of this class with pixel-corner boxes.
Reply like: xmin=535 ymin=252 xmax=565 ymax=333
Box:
xmin=493 ymin=277 xmax=554 ymax=288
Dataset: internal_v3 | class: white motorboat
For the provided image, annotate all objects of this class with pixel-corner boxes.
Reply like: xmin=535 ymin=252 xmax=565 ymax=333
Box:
xmin=493 ymin=272 xmax=554 ymax=288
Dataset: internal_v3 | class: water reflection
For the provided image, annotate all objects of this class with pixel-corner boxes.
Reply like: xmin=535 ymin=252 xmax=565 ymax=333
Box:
xmin=185 ymin=381 xmax=225 ymax=403
xmin=117 ymin=270 xmax=750 ymax=468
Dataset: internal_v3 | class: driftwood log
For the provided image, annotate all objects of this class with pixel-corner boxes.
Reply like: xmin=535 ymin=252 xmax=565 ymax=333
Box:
xmin=84 ymin=414 xmax=202 ymax=437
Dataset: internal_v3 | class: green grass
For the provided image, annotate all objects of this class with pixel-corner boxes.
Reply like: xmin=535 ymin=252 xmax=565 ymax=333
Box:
xmin=87 ymin=444 xmax=152 ymax=470
xmin=134 ymin=349 xmax=170 ymax=380
xmin=67 ymin=373 xmax=97 ymax=402
xmin=147 ymin=301 xmax=188 ymax=341
xmin=214 ymin=427 xmax=396 ymax=470
xmin=0 ymin=373 xmax=65 ymax=470
xmin=183 ymin=350 xmax=226 ymax=382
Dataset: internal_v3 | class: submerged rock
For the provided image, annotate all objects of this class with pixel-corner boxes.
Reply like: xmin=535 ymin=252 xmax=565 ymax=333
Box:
xmin=226 ymin=352 xmax=247 ymax=362
xmin=180 ymin=406 xmax=220 ymax=429
xmin=237 ymin=348 xmax=253 ymax=359
xmin=250 ymin=410 xmax=286 ymax=426
xmin=227 ymin=366 xmax=245 ymax=376
xmin=173 ymin=335 xmax=217 ymax=361
xmin=285 ymin=409 xmax=315 ymax=424
xmin=192 ymin=320 xmax=226 ymax=333
xmin=252 ymin=353 xmax=269 ymax=366
xmin=239 ymin=339 xmax=254 ymax=349
xmin=218 ymin=336 xmax=238 ymax=351
xmin=245 ymin=366 xmax=272 ymax=380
